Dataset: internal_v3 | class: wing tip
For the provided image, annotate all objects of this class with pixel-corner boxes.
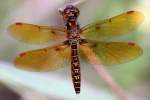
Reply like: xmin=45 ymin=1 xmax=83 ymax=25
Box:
xmin=136 ymin=44 xmax=143 ymax=56
xmin=126 ymin=10 xmax=145 ymax=23
xmin=128 ymin=42 xmax=143 ymax=57
xmin=7 ymin=22 xmax=22 ymax=32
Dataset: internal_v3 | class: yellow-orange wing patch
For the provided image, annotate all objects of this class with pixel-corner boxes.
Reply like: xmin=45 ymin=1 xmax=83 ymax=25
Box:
xmin=8 ymin=23 xmax=66 ymax=44
xmin=81 ymin=11 xmax=144 ymax=41
xmin=80 ymin=41 xmax=143 ymax=65
xmin=15 ymin=42 xmax=70 ymax=71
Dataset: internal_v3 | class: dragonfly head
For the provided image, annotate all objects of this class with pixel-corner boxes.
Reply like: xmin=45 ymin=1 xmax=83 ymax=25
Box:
xmin=62 ymin=5 xmax=80 ymax=22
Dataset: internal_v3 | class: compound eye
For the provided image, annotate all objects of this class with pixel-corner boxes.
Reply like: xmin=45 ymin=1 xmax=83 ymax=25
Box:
xmin=66 ymin=10 xmax=70 ymax=14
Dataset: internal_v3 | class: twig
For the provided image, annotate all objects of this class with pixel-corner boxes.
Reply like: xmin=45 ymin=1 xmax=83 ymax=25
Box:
xmin=71 ymin=0 xmax=86 ymax=6
xmin=80 ymin=45 xmax=128 ymax=100
xmin=59 ymin=0 xmax=86 ymax=12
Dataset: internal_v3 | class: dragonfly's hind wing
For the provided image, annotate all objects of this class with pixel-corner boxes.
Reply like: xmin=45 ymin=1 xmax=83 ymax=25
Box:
xmin=80 ymin=41 xmax=142 ymax=65
xmin=15 ymin=42 xmax=70 ymax=71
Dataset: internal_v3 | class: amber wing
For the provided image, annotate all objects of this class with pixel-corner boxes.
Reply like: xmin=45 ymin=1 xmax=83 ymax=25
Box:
xmin=8 ymin=23 xmax=66 ymax=44
xmin=81 ymin=11 xmax=144 ymax=41
xmin=80 ymin=41 xmax=143 ymax=65
xmin=15 ymin=42 xmax=70 ymax=71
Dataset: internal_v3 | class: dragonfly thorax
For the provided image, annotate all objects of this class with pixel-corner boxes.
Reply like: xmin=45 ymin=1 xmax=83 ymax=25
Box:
xmin=67 ymin=24 xmax=81 ymax=44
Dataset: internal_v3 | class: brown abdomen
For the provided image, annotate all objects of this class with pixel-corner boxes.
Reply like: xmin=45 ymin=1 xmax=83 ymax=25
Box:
xmin=71 ymin=43 xmax=81 ymax=94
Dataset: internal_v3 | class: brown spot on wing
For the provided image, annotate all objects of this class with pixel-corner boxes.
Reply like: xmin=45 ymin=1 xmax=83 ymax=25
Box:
xmin=16 ymin=22 xmax=23 ymax=26
xmin=109 ymin=18 xmax=112 ymax=22
xmin=128 ymin=42 xmax=135 ymax=46
xmin=38 ymin=26 xmax=41 ymax=29
xmin=19 ymin=52 xmax=26 ymax=57
xmin=43 ymin=49 xmax=48 ymax=52
xmin=55 ymin=47 xmax=61 ymax=51
xmin=95 ymin=24 xmax=101 ymax=29
xmin=92 ymin=43 xmax=97 ymax=47
xmin=127 ymin=11 xmax=135 ymax=14
xmin=51 ymin=31 xmax=56 ymax=34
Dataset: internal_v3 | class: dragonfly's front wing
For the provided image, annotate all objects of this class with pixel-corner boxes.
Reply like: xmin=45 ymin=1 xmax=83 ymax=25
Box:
xmin=8 ymin=23 xmax=66 ymax=44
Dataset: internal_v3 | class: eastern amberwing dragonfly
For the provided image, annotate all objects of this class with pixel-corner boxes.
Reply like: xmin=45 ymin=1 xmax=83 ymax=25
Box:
xmin=8 ymin=5 xmax=144 ymax=94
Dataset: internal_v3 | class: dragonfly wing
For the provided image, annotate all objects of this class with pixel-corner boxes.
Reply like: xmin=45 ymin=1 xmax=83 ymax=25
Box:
xmin=15 ymin=42 xmax=70 ymax=71
xmin=8 ymin=23 xmax=66 ymax=44
xmin=81 ymin=11 xmax=144 ymax=41
xmin=80 ymin=41 xmax=143 ymax=65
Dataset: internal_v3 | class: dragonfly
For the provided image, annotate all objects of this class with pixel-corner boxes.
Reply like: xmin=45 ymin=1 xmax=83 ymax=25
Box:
xmin=8 ymin=5 xmax=144 ymax=94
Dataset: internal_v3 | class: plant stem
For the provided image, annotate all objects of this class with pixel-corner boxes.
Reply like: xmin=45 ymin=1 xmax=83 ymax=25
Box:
xmin=80 ymin=45 xmax=128 ymax=100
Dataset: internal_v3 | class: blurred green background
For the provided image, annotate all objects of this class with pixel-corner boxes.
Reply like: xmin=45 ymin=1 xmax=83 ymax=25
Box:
xmin=0 ymin=0 xmax=150 ymax=100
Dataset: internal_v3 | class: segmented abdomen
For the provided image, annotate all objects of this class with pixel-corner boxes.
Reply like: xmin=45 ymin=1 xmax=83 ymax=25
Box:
xmin=71 ymin=43 xmax=81 ymax=94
